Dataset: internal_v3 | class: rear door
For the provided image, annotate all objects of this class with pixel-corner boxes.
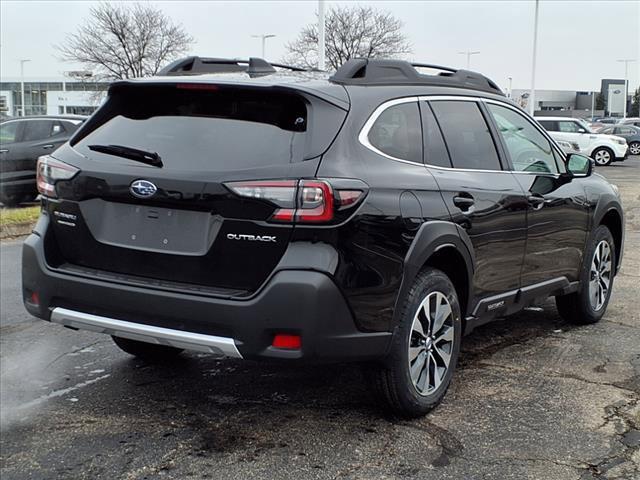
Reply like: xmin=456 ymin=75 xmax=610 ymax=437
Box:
xmin=424 ymin=99 xmax=528 ymax=306
xmin=20 ymin=119 xmax=66 ymax=170
xmin=47 ymin=82 xmax=348 ymax=294
xmin=0 ymin=120 xmax=28 ymax=194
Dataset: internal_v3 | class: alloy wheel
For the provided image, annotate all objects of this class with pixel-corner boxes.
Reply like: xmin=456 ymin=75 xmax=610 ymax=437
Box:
xmin=589 ymin=240 xmax=612 ymax=311
xmin=594 ymin=149 xmax=612 ymax=165
xmin=629 ymin=142 xmax=640 ymax=155
xmin=408 ymin=291 xmax=455 ymax=396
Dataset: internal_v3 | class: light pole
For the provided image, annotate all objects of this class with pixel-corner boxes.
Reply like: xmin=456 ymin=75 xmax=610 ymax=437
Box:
xmin=251 ymin=34 xmax=276 ymax=59
xmin=318 ymin=0 xmax=326 ymax=70
xmin=19 ymin=59 xmax=31 ymax=117
xmin=507 ymin=76 xmax=513 ymax=98
xmin=529 ymin=0 xmax=540 ymax=115
xmin=617 ymin=58 xmax=636 ymax=119
xmin=458 ymin=50 xmax=480 ymax=69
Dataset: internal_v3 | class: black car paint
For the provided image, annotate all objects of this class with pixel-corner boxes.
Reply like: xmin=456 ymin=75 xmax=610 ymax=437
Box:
xmin=0 ymin=116 xmax=84 ymax=203
xmin=21 ymin=75 xmax=624 ymax=361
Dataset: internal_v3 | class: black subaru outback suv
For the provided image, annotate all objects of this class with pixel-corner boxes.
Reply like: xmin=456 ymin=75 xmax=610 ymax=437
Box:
xmin=22 ymin=57 xmax=624 ymax=417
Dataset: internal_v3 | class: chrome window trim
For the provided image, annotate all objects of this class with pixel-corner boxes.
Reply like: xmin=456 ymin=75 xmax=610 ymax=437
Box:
xmin=358 ymin=94 xmax=567 ymax=173
xmin=357 ymin=96 xmax=423 ymax=166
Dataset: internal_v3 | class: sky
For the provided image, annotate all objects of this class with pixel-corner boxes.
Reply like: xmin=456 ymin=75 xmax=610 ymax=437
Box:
xmin=0 ymin=0 xmax=638 ymax=92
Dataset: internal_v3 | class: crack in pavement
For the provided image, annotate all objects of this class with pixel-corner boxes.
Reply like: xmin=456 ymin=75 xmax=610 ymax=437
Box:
xmin=44 ymin=339 xmax=107 ymax=370
xmin=471 ymin=362 xmax=640 ymax=396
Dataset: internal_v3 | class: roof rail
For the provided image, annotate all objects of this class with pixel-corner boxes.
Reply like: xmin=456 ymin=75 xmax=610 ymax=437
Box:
xmin=157 ymin=56 xmax=308 ymax=77
xmin=329 ymin=58 xmax=503 ymax=95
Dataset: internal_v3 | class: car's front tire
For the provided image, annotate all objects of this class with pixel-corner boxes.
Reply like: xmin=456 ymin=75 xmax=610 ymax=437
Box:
xmin=112 ymin=336 xmax=184 ymax=360
xmin=628 ymin=141 xmax=640 ymax=156
xmin=591 ymin=147 xmax=614 ymax=166
xmin=556 ymin=225 xmax=615 ymax=324
xmin=368 ymin=268 xmax=462 ymax=418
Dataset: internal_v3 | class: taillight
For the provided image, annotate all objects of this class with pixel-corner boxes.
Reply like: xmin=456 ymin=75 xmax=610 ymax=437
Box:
xmin=297 ymin=180 xmax=334 ymax=223
xmin=37 ymin=156 xmax=79 ymax=198
xmin=224 ymin=179 xmax=364 ymax=224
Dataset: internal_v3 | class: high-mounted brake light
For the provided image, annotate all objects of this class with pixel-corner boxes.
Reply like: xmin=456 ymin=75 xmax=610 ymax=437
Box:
xmin=175 ymin=83 xmax=219 ymax=91
xmin=36 ymin=156 xmax=80 ymax=198
xmin=224 ymin=179 xmax=364 ymax=224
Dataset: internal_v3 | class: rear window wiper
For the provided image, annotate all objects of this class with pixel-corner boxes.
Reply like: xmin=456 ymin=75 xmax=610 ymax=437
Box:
xmin=88 ymin=144 xmax=163 ymax=168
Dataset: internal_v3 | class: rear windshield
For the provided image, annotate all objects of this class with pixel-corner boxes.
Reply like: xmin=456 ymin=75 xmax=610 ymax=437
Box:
xmin=72 ymin=85 xmax=310 ymax=171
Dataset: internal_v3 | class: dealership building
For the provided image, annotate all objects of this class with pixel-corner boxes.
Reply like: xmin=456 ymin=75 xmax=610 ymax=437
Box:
xmin=0 ymin=77 xmax=109 ymax=117
xmin=511 ymin=78 xmax=633 ymax=117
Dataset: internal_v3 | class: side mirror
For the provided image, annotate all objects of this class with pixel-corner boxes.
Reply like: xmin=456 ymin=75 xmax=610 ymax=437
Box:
xmin=565 ymin=153 xmax=593 ymax=177
xmin=577 ymin=128 xmax=586 ymax=133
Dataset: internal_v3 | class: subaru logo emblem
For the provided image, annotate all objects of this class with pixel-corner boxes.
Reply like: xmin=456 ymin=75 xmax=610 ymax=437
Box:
xmin=130 ymin=179 xmax=157 ymax=198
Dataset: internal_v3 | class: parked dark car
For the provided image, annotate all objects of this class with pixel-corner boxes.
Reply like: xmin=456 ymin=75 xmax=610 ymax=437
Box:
xmin=599 ymin=124 xmax=640 ymax=155
xmin=0 ymin=115 xmax=85 ymax=206
xmin=22 ymin=57 xmax=624 ymax=417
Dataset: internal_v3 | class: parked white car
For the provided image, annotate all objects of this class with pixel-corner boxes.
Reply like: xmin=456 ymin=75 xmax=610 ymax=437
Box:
xmin=555 ymin=139 xmax=580 ymax=154
xmin=537 ymin=116 xmax=628 ymax=166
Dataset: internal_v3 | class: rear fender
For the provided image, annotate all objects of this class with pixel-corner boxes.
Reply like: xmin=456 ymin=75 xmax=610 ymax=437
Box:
xmin=392 ymin=221 xmax=475 ymax=327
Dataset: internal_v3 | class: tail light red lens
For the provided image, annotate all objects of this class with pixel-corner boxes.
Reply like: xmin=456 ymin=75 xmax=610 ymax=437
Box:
xmin=297 ymin=181 xmax=334 ymax=223
xmin=37 ymin=156 xmax=80 ymax=198
xmin=224 ymin=179 xmax=364 ymax=224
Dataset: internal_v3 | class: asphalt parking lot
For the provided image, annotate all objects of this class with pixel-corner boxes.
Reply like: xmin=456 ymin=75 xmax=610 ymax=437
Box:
xmin=1 ymin=157 xmax=639 ymax=480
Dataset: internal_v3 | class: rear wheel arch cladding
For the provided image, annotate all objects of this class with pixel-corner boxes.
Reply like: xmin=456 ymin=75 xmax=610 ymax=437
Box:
xmin=392 ymin=221 xmax=475 ymax=330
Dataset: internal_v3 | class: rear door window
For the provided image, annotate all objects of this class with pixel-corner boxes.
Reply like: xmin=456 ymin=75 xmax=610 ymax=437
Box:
xmin=538 ymin=120 xmax=558 ymax=131
xmin=430 ymin=100 xmax=501 ymax=170
xmin=51 ymin=121 xmax=65 ymax=136
xmin=557 ymin=121 xmax=581 ymax=133
xmin=0 ymin=122 xmax=20 ymax=143
xmin=23 ymin=120 xmax=54 ymax=142
xmin=73 ymin=86 xmax=317 ymax=172
xmin=367 ymin=102 xmax=422 ymax=163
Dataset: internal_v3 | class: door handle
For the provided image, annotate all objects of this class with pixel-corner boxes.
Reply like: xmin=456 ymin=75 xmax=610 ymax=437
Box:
xmin=42 ymin=144 xmax=55 ymax=150
xmin=528 ymin=194 xmax=545 ymax=210
xmin=453 ymin=195 xmax=475 ymax=211
xmin=0 ymin=149 xmax=7 ymax=153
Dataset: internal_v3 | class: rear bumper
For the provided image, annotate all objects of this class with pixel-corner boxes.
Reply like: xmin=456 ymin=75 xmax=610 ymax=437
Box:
xmin=22 ymin=228 xmax=391 ymax=362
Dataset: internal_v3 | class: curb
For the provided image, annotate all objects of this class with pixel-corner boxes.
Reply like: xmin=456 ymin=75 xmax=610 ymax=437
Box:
xmin=0 ymin=221 xmax=35 ymax=240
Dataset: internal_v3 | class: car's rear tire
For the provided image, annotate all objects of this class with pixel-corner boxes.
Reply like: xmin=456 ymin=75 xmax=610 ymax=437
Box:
xmin=556 ymin=225 xmax=615 ymax=324
xmin=0 ymin=193 xmax=23 ymax=208
xmin=628 ymin=141 xmax=640 ymax=156
xmin=367 ymin=268 xmax=462 ymax=418
xmin=591 ymin=147 xmax=614 ymax=166
xmin=111 ymin=336 xmax=184 ymax=360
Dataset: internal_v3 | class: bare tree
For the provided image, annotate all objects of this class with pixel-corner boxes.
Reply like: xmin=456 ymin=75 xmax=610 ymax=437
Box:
xmin=284 ymin=5 xmax=411 ymax=70
xmin=56 ymin=3 xmax=194 ymax=80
